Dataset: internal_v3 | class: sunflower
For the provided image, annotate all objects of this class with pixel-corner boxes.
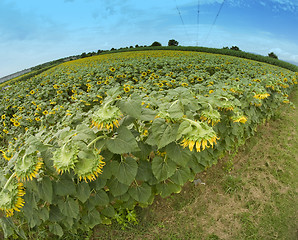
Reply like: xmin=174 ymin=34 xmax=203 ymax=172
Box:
xmin=253 ymin=93 xmax=270 ymax=100
xmin=232 ymin=115 xmax=247 ymax=124
xmin=74 ymin=150 xmax=105 ymax=182
xmin=123 ymin=86 xmax=130 ymax=93
xmin=180 ymin=121 xmax=220 ymax=152
xmin=52 ymin=143 xmax=79 ymax=174
xmin=109 ymin=67 xmax=116 ymax=72
xmin=200 ymin=109 xmax=221 ymax=126
xmin=15 ymin=154 xmax=43 ymax=181
xmin=91 ymin=105 xmax=122 ymax=131
xmin=179 ymin=120 xmax=220 ymax=152
xmin=0 ymin=180 xmax=25 ymax=217
xmin=13 ymin=121 xmax=20 ymax=127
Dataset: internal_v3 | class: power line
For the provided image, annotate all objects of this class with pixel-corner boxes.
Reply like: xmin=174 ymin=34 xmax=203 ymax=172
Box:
xmin=204 ymin=0 xmax=226 ymax=44
xmin=196 ymin=0 xmax=200 ymax=46
xmin=175 ymin=0 xmax=191 ymax=44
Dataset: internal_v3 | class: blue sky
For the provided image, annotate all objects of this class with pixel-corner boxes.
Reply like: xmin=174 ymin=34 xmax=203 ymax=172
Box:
xmin=1 ymin=0 xmax=298 ymax=78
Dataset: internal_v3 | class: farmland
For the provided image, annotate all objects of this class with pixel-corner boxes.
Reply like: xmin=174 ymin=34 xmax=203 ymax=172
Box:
xmin=0 ymin=50 xmax=297 ymax=239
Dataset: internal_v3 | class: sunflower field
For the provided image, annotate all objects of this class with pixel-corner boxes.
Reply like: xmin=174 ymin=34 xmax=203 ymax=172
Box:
xmin=0 ymin=50 xmax=297 ymax=238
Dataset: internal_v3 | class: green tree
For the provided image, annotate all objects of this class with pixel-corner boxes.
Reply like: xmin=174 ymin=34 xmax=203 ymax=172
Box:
xmin=80 ymin=52 xmax=87 ymax=58
xmin=151 ymin=41 xmax=162 ymax=47
xmin=168 ymin=39 xmax=179 ymax=46
xmin=230 ymin=46 xmax=240 ymax=51
xmin=268 ymin=52 xmax=278 ymax=59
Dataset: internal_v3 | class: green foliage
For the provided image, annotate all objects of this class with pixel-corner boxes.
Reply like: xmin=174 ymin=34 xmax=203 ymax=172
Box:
xmin=0 ymin=50 xmax=297 ymax=238
xmin=168 ymin=39 xmax=179 ymax=46
xmin=268 ymin=51 xmax=278 ymax=59
xmin=151 ymin=41 xmax=162 ymax=47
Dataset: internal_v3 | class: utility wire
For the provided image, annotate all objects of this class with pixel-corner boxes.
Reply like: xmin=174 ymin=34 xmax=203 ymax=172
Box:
xmin=196 ymin=0 xmax=200 ymax=46
xmin=175 ymin=0 xmax=191 ymax=44
xmin=204 ymin=0 xmax=225 ymax=44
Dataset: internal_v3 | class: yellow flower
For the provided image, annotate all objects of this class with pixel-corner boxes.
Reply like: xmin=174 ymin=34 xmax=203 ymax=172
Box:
xmin=233 ymin=116 xmax=247 ymax=124
xmin=109 ymin=67 xmax=116 ymax=72
xmin=1 ymin=115 xmax=5 ymax=120
xmin=53 ymin=84 xmax=59 ymax=89
xmin=253 ymin=93 xmax=270 ymax=100
xmin=0 ymin=181 xmax=25 ymax=217
xmin=13 ymin=121 xmax=20 ymax=127
xmin=181 ymin=135 xmax=219 ymax=152
xmin=43 ymin=110 xmax=48 ymax=115
xmin=35 ymin=117 xmax=41 ymax=121
xmin=124 ymin=86 xmax=130 ymax=93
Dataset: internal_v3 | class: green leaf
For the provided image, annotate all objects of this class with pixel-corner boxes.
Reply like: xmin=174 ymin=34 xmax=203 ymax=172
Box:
xmin=101 ymin=205 xmax=116 ymax=218
xmin=168 ymin=101 xmax=184 ymax=119
xmin=128 ymin=183 xmax=152 ymax=203
xmin=107 ymin=177 xmax=129 ymax=197
xmin=0 ymin=218 xmax=15 ymax=239
xmin=118 ymin=93 xmax=142 ymax=118
xmin=166 ymin=142 xmax=192 ymax=167
xmin=176 ymin=121 xmax=192 ymax=140
xmin=170 ymin=167 xmax=192 ymax=186
xmin=55 ymin=179 xmax=76 ymax=196
xmin=39 ymin=207 xmax=50 ymax=222
xmin=84 ymin=210 xmax=102 ymax=228
xmin=76 ymin=182 xmax=91 ymax=203
xmin=146 ymin=118 xmax=179 ymax=149
xmin=115 ymin=157 xmax=138 ymax=185
xmin=133 ymin=142 xmax=152 ymax=161
xmin=136 ymin=160 xmax=153 ymax=181
xmin=49 ymin=205 xmax=63 ymax=222
xmin=96 ymin=190 xmax=110 ymax=206
xmin=156 ymin=181 xmax=182 ymax=198
xmin=38 ymin=176 xmax=53 ymax=203
xmin=74 ymin=124 xmax=96 ymax=141
xmin=49 ymin=223 xmax=63 ymax=237
xmin=151 ymin=156 xmax=176 ymax=181
xmin=58 ymin=197 xmax=79 ymax=218
xmin=187 ymin=155 xmax=205 ymax=173
xmin=139 ymin=108 xmax=157 ymax=121
xmin=99 ymin=161 xmax=113 ymax=180
xmin=106 ymin=126 xmax=139 ymax=154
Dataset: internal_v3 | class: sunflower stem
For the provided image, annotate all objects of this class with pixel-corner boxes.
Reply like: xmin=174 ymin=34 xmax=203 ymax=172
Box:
xmin=183 ymin=118 xmax=201 ymax=128
xmin=87 ymin=135 xmax=107 ymax=149
xmin=1 ymin=172 xmax=16 ymax=193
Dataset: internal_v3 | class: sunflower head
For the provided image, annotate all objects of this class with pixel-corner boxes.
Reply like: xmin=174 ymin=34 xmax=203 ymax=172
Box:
xmin=0 ymin=180 xmax=25 ymax=217
xmin=15 ymin=153 xmax=43 ymax=181
xmin=91 ymin=105 xmax=122 ymax=130
xmin=200 ymin=109 xmax=221 ymax=126
xmin=253 ymin=93 xmax=270 ymax=100
xmin=52 ymin=143 xmax=79 ymax=174
xmin=179 ymin=120 xmax=220 ymax=152
xmin=74 ymin=150 xmax=105 ymax=182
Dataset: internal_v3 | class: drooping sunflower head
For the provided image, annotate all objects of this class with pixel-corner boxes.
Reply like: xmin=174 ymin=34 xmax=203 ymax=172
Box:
xmin=180 ymin=121 xmax=220 ymax=152
xmin=0 ymin=180 xmax=25 ymax=217
xmin=52 ymin=143 xmax=79 ymax=174
xmin=253 ymin=93 xmax=270 ymax=100
xmin=74 ymin=150 xmax=105 ymax=182
xmin=200 ymin=109 xmax=221 ymax=126
xmin=231 ymin=115 xmax=248 ymax=124
xmin=15 ymin=153 xmax=43 ymax=181
xmin=91 ymin=105 xmax=122 ymax=130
